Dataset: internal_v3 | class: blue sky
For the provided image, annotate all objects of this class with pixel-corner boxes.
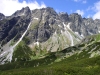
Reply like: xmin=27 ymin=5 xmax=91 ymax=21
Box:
xmin=34 ymin=0 xmax=96 ymax=17
xmin=0 ymin=0 xmax=100 ymax=19
xmin=34 ymin=0 xmax=100 ymax=19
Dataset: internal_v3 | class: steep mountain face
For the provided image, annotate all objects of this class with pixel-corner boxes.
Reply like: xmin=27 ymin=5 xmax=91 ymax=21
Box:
xmin=0 ymin=13 xmax=5 ymax=20
xmin=0 ymin=7 xmax=31 ymax=45
xmin=69 ymin=14 xmax=100 ymax=36
xmin=0 ymin=7 xmax=31 ymax=64
xmin=0 ymin=7 xmax=100 ymax=64
xmin=26 ymin=7 xmax=81 ymax=52
xmin=11 ymin=6 xmax=31 ymax=17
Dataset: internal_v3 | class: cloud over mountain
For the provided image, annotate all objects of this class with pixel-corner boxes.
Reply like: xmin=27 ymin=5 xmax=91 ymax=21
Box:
xmin=93 ymin=1 xmax=100 ymax=19
xmin=76 ymin=10 xmax=84 ymax=16
xmin=0 ymin=0 xmax=46 ymax=16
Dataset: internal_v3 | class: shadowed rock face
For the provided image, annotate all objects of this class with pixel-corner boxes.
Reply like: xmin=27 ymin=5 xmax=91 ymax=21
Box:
xmin=0 ymin=7 xmax=31 ymax=45
xmin=0 ymin=13 xmax=5 ymax=20
xmin=59 ymin=12 xmax=69 ymax=22
xmin=26 ymin=7 xmax=58 ymax=43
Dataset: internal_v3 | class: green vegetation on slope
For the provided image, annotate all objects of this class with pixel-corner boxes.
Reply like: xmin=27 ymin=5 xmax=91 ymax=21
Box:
xmin=0 ymin=52 xmax=100 ymax=75
xmin=1 ymin=34 xmax=100 ymax=75
xmin=12 ymin=41 xmax=33 ymax=62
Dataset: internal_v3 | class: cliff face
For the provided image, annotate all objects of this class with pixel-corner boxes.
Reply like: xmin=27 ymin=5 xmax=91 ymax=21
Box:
xmin=0 ymin=13 xmax=5 ymax=20
xmin=0 ymin=7 xmax=31 ymax=45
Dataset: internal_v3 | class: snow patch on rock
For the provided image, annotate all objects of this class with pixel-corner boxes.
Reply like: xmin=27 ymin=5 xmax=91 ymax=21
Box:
xmin=34 ymin=41 xmax=39 ymax=47
xmin=34 ymin=17 xmax=39 ymax=20
xmin=63 ymin=22 xmax=74 ymax=46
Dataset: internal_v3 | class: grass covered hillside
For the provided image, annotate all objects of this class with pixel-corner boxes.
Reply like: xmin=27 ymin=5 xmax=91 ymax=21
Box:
xmin=0 ymin=34 xmax=100 ymax=75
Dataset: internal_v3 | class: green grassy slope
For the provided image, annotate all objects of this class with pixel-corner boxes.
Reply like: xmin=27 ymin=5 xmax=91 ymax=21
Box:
xmin=0 ymin=34 xmax=100 ymax=75
xmin=0 ymin=54 xmax=100 ymax=75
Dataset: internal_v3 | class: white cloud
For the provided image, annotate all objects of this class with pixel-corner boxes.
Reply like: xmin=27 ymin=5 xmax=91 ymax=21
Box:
xmin=74 ymin=0 xmax=79 ymax=2
xmin=82 ymin=0 xmax=87 ymax=4
xmin=93 ymin=12 xmax=100 ymax=19
xmin=74 ymin=0 xmax=87 ymax=4
xmin=76 ymin=10 xmax=84 ymax=16
xmin=93 ymin=1 xmax=100 ymax=19
xmin=87 ymin=15 xmax=92 ymax=18
xmin=0 ymin=0 xmax=46 ymax=16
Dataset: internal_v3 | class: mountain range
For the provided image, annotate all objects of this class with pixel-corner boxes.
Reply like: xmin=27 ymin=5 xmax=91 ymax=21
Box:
xmin=0 ymin=7 xmax=100 ymax=75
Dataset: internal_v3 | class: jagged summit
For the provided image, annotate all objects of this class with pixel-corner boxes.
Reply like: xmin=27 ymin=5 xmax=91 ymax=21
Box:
xmin=11 ymin=6 xmax=31 ymax=17
xmin=59 ymin=12 xmax=69 ymax=22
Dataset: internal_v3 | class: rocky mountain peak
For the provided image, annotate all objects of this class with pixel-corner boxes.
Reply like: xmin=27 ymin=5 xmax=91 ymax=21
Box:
xmin=69 ymin=13 xmax=82 ymax=22
xmin=42 ymin=7 xmax=57 ymax=14
xmin=59 ymin=12 xmax=69 ymax=22
xmin=41 ymin=7 xmax=58 ymax=20
xmin=0 ymin=13 xmax=5 ymax=20
xmin=12 ymin=6 xmax=31 ymax=17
